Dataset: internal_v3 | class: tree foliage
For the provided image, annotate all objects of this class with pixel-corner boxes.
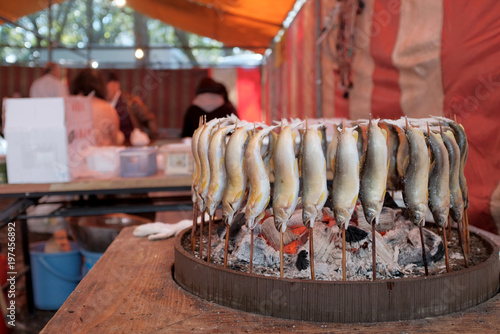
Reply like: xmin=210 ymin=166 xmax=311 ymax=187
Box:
xmin=0 ymin=0 xmax=242 ymax=67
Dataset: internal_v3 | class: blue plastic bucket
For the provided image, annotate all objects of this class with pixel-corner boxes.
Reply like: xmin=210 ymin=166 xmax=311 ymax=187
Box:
xmin=30 ymin=242 xmax=82 ymax=310
xmin=80 ymin=249 xmax=103 ymax=275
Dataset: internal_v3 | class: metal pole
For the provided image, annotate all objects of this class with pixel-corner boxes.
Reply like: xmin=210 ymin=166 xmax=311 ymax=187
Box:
xmin=315 ymin=0 xmax=323 ymax=118
xmin=48 ymin=0 xmax=53 ymax=62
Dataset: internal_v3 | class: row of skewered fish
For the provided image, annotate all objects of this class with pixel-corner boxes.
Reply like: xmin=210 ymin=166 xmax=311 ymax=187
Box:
xmin=189 ymin=114 xmax=470 ymax=280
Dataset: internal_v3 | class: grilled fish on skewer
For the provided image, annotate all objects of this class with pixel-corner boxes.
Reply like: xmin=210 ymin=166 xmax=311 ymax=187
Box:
xmin=441 ymin=130 xmax=468 ymax=266
xmin=426 ymin=129 xmax=450 ymax=228
xmin=302 ymin=122 xmax=327 ymax=280
xmin=441 ymin=131 xmax=464 ymax=224
xmin=206 ymin=125 xmax=235 ymax=216
xmin=359 ymin=119 xmax=388 ymax=281
xmin=190 ymin=117 xmax=204 ymax=252
xmin=197 ymin=117 xmax=222 ymax=212
xmin=402 ymin=122 xmax=429 ymax=226
xmin=426 ymin=127 xmax=451 ymax=272
xmin=331 ymin=126 xmax=360 ymax=229
xmin=205 ymin=124 xmax=235 ymax=262
xmin=221 ymin=122 xmax=252 ymax=267
xmin=331 ymin=125 xmax=359 ymax=281
xmin=245 ymin=125 xmax=279 ymax=229
xmin=273 ymin=120 xmax=302 ymax=233
xmin=222 ymin=124 xmax=253 ymax=226
xmin=245 ymin=124 xmax=279 ymax=273
xmin=273 ymin=120 xmax=302 ymax=278
xmin=359 ymin=119 xmax=388 ymax=226
xmin=402 ymin=119 xmax=429 ymax=275
xmin=302 ymin=123 xmax=328 ymax=229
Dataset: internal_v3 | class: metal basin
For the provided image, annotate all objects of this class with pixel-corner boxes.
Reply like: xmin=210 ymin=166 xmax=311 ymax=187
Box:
xmin=67 ymin=213 xmax=150 ymax=253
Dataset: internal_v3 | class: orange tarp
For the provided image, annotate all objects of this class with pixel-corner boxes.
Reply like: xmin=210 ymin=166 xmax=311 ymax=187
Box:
xmin=0 ymin=0 xmax=66 ymax=24
xmin=0 ymin=0 xmax=296 ymax=54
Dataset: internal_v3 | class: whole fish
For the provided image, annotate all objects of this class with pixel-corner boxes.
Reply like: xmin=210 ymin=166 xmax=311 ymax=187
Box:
xmin=206 ymin=125 xmax=234 ymax=216
xmin=222 ymin=124 xmax=252 ymax=225
xmin=245 ymin=125 xmax=279 ymax=229
xmin=273 ymin=121 xmax=302 ymax=232
xmin=197 ymin=115 xmax=237 ymax=211
xmin=196 ymin=118 xmax=220 ymax=211
xmin=327 ymin=124 xmax=341 ymax=173
xmin=331 ymin=126 xmax=360 ymax=228
xmin=191 ymin=118 xmax=204 ymax=205
xmin=396 ymin=128 xmax=409 ymax=180
xmin=359 ymin=120 xmax=388 ymax=225
xmin=302 ymin=124 xmax=328 ymax=228
xmin=402 ymin=122 xmax=429 ymax=225
xmin=426 ymin=130 xmax=450 ymax=227
xmin=441 ymin=130 xmax=464 ymax=223
xmin=433 ymin=117 xmax=469 ymax=208
xmin=380 ymin=122 xmax=400 ymax=191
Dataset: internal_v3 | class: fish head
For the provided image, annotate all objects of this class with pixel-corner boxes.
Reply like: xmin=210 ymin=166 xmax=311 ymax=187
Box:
xmin=409 ymin=203 xmax=427 ymax=225
xmin=334 ymin=207 xmax=351 ymax=228
xmin=363 ymin=204 xmax=381 ymax=225
xmin=274 ymin=208 xmax=290 ymax=232
xmin=302 ymin=204 xmax=318 ymax=228
xmin=433 ymin=206 xmax=449 ymax=228
xmin=222 ymin=202 xmax=236 ymax=226
xmin=450 ymin=204 xmax=464 ymax=223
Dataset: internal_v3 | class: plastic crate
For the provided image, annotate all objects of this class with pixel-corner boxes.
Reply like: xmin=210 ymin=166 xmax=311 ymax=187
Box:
xmin=119 ymin=147 xmax=157 ymax=177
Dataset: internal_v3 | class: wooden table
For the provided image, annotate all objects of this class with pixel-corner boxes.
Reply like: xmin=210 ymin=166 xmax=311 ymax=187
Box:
xmin=41 ymin=226 xmax=500 ymax=333
xmin=0 ymin=172 xmax=192 ymax=314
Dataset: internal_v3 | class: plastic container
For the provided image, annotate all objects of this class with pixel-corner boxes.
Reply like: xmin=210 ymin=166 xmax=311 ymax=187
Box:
xmin=80 ymin=249 xmax=103 ymax=275
xmin=119 ymin=147 xmax=157 ymax=177
xmin=30 ymin=242 xmax=82 ymax=310
xmin=158 ymin=143 xmax=193 ymax=176
xmin=86 ymin=146 xmax=124 ymax=178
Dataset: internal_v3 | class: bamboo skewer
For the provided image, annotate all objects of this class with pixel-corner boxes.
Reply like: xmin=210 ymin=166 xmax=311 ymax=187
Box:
xmin=199 ymin=211 xmax=205 ymax=259
xmin=342 ymin=227 xmax=346 ymax=281
xmin=455 ymin=216 xmax=469 ymax=268
xmin=207 ymin=214 xmax=214 ymax=262
xmin=280 ymin=230 xmax=284 ymax=278
xmin=442 ymin=226 xmax=450 ymax=273
xmin=309 ymin=227 xmax=315 ymax=280
xmin=250 ymin=229 xmax=254 ymax=274
xmin=224 ymin=224 xmax=230 ymax=268
xmin=464 ymin=208 xmax=470 ymax=255
xmin=191 ymin=205 xmax=198 ymax=253
xmin=419 ymin=222 xmax=429 ymax=276
xmin=372 ymin=221 xmax=377 ymax=281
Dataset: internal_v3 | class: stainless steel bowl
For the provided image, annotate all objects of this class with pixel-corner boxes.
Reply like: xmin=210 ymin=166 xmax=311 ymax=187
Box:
xmin=67 ymin=213 xmax=151 ymax=253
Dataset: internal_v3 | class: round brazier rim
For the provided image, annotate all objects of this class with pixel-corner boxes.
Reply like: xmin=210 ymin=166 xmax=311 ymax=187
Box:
xmin=173 ymin=227 xmax=500 ymax=323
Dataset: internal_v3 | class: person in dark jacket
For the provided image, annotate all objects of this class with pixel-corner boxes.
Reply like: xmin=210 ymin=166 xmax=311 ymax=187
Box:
xmin=181 ymin=77 xmax=238 ymax=137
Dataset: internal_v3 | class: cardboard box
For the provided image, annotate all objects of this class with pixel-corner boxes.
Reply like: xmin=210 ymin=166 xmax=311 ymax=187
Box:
xmin=4 ymin=97 xmax=94 ymax=183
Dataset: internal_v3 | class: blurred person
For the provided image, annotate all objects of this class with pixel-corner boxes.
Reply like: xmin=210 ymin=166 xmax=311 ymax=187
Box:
xmin=29 ymin=62 xmax=69 ymax=98
xmin=70 ymin=68 xmax=123 ymax=146
xmin=181 ymin=77 xmax=238 ymax=137
xmin=105 ymin=71 xmax=158 ymax=145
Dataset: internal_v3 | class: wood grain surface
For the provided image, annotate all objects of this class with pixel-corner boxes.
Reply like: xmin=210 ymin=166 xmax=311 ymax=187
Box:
xmin=41 ymin=227 xmax=500 ymax=333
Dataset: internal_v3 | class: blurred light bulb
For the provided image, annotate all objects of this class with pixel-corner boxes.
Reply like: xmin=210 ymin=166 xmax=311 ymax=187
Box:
xmin=91 ymin=60 xmax=99 ymax=68
xmin=115 ymin=0 xmax=126 ymax=8
xmin=135 ymin=48 xmax=144 ymax=59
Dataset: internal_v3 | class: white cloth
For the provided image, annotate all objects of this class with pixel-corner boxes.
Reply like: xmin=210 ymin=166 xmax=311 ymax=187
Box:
xmin=29 ymin=74 xmax=69 ymax=98
xmin=133 ymin=220 xmax=192 ymax=241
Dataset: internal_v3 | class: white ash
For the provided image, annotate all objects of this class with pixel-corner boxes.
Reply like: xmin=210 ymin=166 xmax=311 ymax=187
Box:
xmin=206 ymin=206 xmax=462 ymax=280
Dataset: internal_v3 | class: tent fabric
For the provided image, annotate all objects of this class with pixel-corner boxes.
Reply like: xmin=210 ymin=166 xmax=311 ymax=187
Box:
xmin=0 ymin=1 xmax=296 ymax=53
xmin=263 ymin=0 xmax=500 ymax=233
xmin=122 ymin=0 xmax=295 ymax=54
xmin=0 ymin=1 xmax=66 ymax=24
